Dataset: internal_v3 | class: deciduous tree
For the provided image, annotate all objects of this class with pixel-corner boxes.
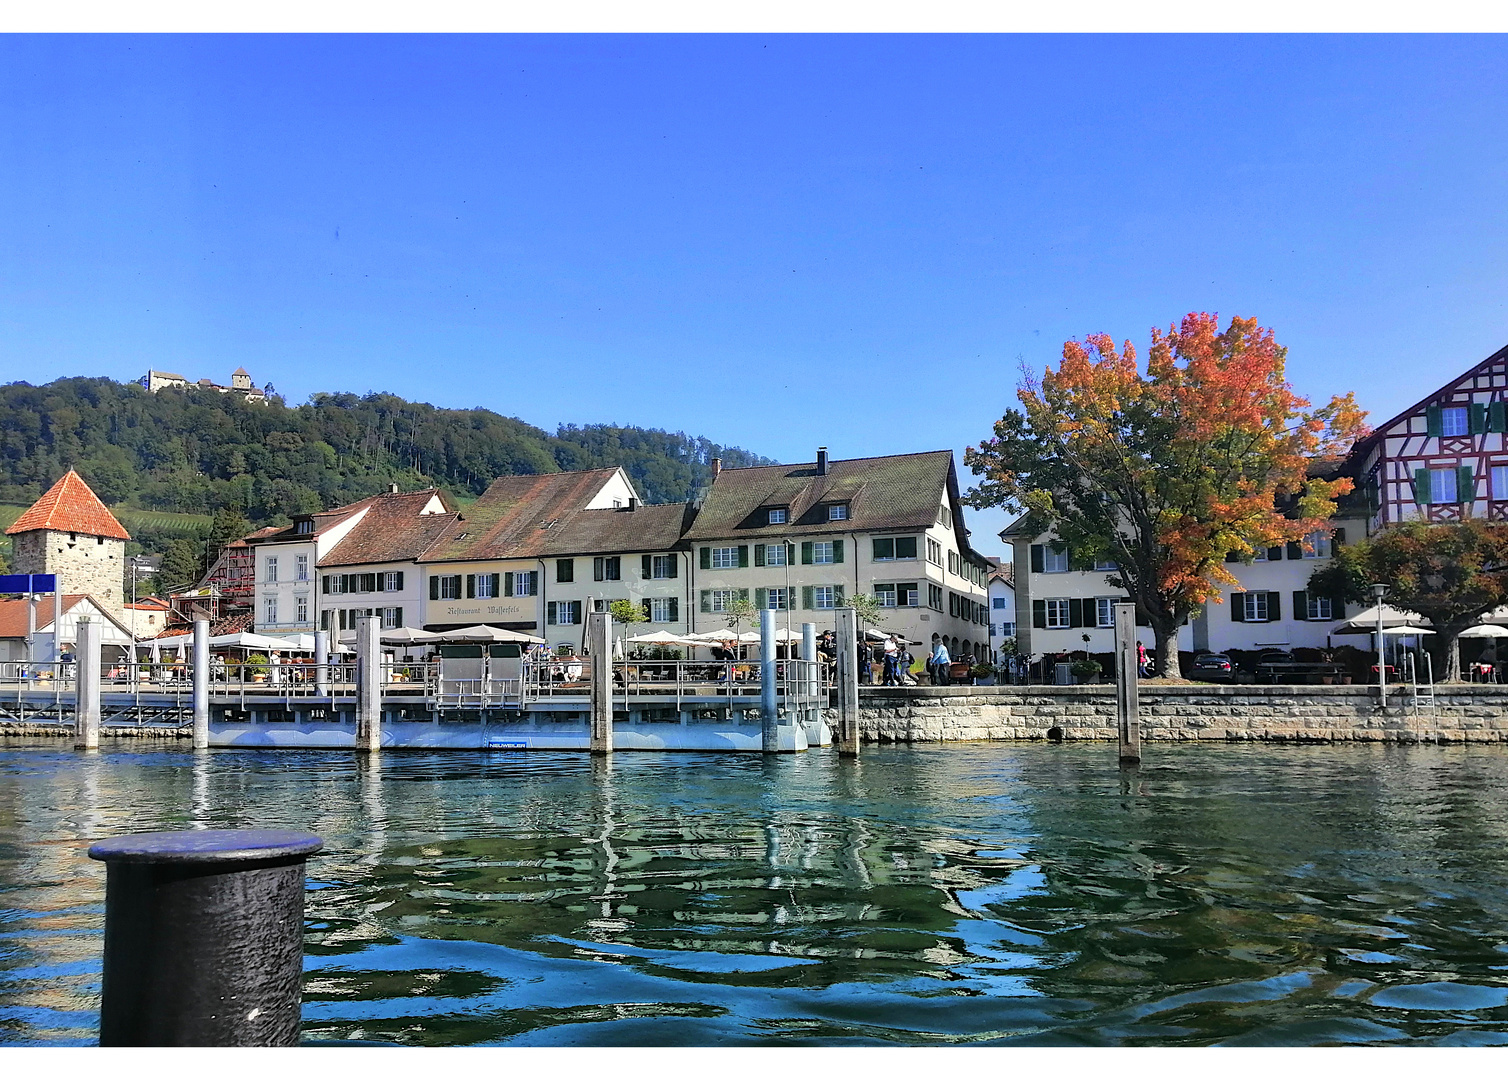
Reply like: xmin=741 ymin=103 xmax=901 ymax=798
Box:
xmin=1308 ymin=519 xmax=1508 ymax=682
xmin=966 ymin=313 xmax=1366 ymax=678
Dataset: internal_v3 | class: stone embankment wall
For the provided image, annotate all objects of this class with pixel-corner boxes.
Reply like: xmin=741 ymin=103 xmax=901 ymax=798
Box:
xmin=854 ymin=684 xmax=1508 ymax=744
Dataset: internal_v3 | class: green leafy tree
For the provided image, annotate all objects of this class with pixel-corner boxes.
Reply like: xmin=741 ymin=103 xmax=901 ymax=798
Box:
xmin=1308 ymin=519 xmax=1508 ymax=682
xmin=722 ymin=596 xmax=756 ymax=633
xmin=841 ymin=591 xmax=886 ymax=628
xmin=157 ymin=538 xmax=203 ymax=594
xmin=608 ymin=599 xmax=648 ymax=625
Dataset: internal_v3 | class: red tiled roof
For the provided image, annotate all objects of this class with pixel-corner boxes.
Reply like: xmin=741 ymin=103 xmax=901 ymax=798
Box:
xmin=420 ymin=470 xmax=624 ymax=563
xmin=320 ymin=491 xmax=459 ymax=567
xmin=0 ymin=594 xmax=88 ymax=638
xmin=5 ymin=470 xmax=131 ymax=541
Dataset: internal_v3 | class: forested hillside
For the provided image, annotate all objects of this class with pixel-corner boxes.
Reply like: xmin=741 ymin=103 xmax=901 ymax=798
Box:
xmin=0 ymin=377 xmax=773 ymax=580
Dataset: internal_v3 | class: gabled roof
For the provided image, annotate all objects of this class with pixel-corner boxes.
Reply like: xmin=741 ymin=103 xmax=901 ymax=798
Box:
xmin=539 ymin=502 xmax=692 ymax=558
xmin=683 ymin=450 xmax=957 ymax=541
xmin=320 ymin=490 xmax=460 ymax=567
xmin=5 ymin=470 xmax=131 ymax=540
xmin=249 ymin=495 xmax=382 ymax=546
xmin=420 ymin=469 xmax=625 ymax=563
xmin=0 ymin=594 xmax=132 ymax=639
xmin=1347 ymin=340 xmax=1508 ymax=463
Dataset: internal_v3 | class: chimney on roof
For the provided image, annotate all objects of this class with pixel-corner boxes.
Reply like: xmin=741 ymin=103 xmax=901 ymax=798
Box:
xmin=816 ymin=446 xmax=829 ymax=476
xmin=387 ymin=483 xmax=399 ymax=494
xmin=711 ymin=458 xmax=722 ymax=478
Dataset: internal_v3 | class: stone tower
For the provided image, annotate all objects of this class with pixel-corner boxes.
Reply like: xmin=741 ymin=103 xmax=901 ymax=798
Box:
xmin=4 ymin=470 xmax=131 ymax=612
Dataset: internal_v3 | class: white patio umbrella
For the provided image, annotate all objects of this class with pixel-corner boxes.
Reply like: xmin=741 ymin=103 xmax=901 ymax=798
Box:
xmin=1381 ymin=625 xmax=1435 ymax=635
xmin=625 ymin=630 xmax=701 ymax=645
xmin=435 ymin=624 xmax=546 ymax=645
xmin=1332 ymin=604 xmax=1430 ymax=634
xmin=1458 ymin=624 xmax=1508 ymax=638
xmin=378 ymin=627 xmax=441 ymax=646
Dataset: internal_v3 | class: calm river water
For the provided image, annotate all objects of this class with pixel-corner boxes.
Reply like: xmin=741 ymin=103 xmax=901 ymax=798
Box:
xmin=2 ymin=741 xmax=1508 ymax=1045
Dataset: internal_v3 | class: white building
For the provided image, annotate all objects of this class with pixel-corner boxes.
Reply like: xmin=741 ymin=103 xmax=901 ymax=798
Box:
xmin=986 ymin=562 xmax=1016 ymax=662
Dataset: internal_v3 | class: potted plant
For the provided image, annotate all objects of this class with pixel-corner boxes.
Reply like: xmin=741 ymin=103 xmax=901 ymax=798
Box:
xmin=971 ymin=661 xmax=997 ymax=685
xmin=1070 ymin=658 xmax=1102 ymax=684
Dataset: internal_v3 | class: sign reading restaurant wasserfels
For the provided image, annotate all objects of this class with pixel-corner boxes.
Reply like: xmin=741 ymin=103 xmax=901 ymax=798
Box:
xmin=444 ymin=603 xmax=527 ymax=619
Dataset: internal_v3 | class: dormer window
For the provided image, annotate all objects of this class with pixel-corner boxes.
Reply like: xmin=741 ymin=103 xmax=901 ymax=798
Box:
xmin=768 ymin=507 xmax=787 ymax=525
xmin=295 ymin=519 xmax=314 ymax=535
xmin=828 ymin=504 xmax=848 ymax=521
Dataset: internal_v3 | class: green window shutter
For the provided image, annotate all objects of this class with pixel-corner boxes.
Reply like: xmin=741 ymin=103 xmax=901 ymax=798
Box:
xmin=737 ymin=589 xmax=749 ymax=604
xmin=754 ymin=544 xmax=766 ymax=567
xmin=1294 ymin=591 xmax=1308 ymax=621
xmin=802 ymin=586 xmax=814 ymax=610
xmin=428 ymin=576 xmax=439 ymax=600
xmin=832 ymin=539 xmax=844 ymax=563
xmin=1267 ymin=592 xmax=1281 ymax=622
xmin=700 ymin=590 xmax=711 ymax=614
xmin=593 ymin=557 xmax=604 ymax=581
xmin=668 ymin=597 xmax=679 ymax=622
xmin=833 ymin=585 xmax=844 ymax=604
xmin=546 ymin=601 xmax=557 ymax=625
xmin=667 ymin=556 xmax=678 ymax=579
xmin=489 ymin=573 xmax=500 ymax=597
xmin=1068 ymin=598 xmax=1083 ymax=628
xmin=700 ymin=547 xmax=711 ymax=570
xmin=755 ymin=588 xmax=767 ymax=609
xmin=1414 ymin=468 xmax=1430 ymax=505
xmin=737 ymin=545 xmax=749 ymax=568
xmin=1232 ymin=592 xmax=1246 ymax=621
xmin=1492 ymin=401 xmax=1506 ymax=433
xmin=466 ymin=574 xmax=475 ymax=599
xmin=395 ymin=572 xmax=405 ymax=591
xmin=641 ymin=599 xmax=651 ymax=620
xmin=801 ymin=542 xmax=813 ymax=565
xmin=1032 ymin=599 xmax=1046 ymax=628
xmin=1427 ymin=405 xmax=1443 ymax=437
xmin=1286 ymin=541 xmax=1302 ymax=560
xmin=1030 ymin=544 xmax=1044 ymax=573
xmin=1459 ymin=465 xmax=1475 ymax=503
xmin=503 ymin=572 xmax=513 ymax=596
xmin=786 ymin=542 xmax=796 ymax=564
xmin=642 ymin=555 xmax=652 ymax=579
xmin=1472 ymin=403 xmax=1488 ymax=434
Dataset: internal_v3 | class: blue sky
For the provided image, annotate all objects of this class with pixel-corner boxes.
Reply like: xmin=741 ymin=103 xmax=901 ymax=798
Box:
xmin=3 ymin=34 xmax=1508 ymax=555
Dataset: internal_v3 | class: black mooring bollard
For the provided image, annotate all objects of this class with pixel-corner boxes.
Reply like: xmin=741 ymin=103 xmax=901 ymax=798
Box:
xmin=88 ymin=829 xmax=323 ymax=1046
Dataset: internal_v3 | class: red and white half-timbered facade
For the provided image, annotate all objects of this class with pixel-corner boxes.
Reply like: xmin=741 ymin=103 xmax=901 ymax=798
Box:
xmin=1350 ymin=343 xmax=1508 ymax=535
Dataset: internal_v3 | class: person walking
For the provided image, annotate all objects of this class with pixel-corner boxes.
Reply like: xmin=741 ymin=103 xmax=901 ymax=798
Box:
xmin=932 ymin=639 xmax=951 ymax=685
xmin=881 ymin=643 xmax=899 ymax=686
xmin=1136 ymin=641 xmax=1150 ymax=678
xmin=858 ymin=641 xmax=872 ymax=685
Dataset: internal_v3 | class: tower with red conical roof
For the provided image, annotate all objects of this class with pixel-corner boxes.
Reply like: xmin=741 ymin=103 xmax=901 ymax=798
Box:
xmin=5 ymin=470 xmax=131 ymax=611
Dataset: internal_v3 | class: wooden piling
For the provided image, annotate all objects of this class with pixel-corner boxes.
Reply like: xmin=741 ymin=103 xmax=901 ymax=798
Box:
xmin=75 ymin=616 xmax=101 ymax=750
xmin=835 ymin=607 xmax=860 ymax=756
xmin=355 ymin=615 xmax=382 ymax=752
xmin=1114 ymin=602 xmax=1140 ymax=763
xmin=587 ymin=610 xmax=612 ymax=755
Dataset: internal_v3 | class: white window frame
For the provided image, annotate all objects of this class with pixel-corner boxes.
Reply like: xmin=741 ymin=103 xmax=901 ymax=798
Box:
xmin=928 ymin=584 xmax=943 ymax=610
xmin=1042 ymin=546 xmax=1069 ymax=574
xmin=1493 ymin=465 xmax=1508 ymax=501
xmin=711 ymin=547 xmax=738 ymax=569
xmin=765 ymin=587 xmax=788 ymax=611
xmin=381 ymin=571 xmax=402 ymax=592
xmin=874 ymin=583 xmax=897 ymax=607
xmin=927 ymin=539 xmax=943 ymax=566
xmin=381 ymin=606 xmax=402 ymax=629
xmin=296 ymin=595 xmax=309 ymax=623
xmin=476 ymin=574 xmax=496 ymax=599
xmin=650 ymin=597 xmax=674 ymax=623
xmin=1243 ymin=592 xmax=1269 ymax=622
xmin=556 ymin=602 xmax=578 ymax=625
xmin=1095 ymin=597 xmax=1116 ymax=628
xmin=1306 ymin=595 xmax=1333 ymax=621
xmin=828 ymin=504 xmax=848 ymax=521
xmin=1045 ymin=599 xmax=1069 ymax=629
xmin=439 ymin=576 xmax=462 ymax=600
xmin=764 ymin=543 xmax=787 ymax=567
xmin=295 ymin=554 xmax=309 ymax=581
xmin=1303 ymin=531 xmax=1331 ymax=559
xmin=1442 ymin=406 xmax=1469 ymax=437
xmin=516 ymin=572 xmax=537 ymax=597
xmin=651 ymin=554 xmax=676 ymax=578
xmin=768 ymin=508 xmax=787 ymax=525
xmin=710 ymin=589 xmax=735 ymax=614
xmin=1253 ymin=547 xmax=1270 ymax=562
xmin=1430 ymin=468 xmax=1459 ymax=504
xmin=1093 ymin=558 xmax=1118 ymax=571
xmin=813 ymin=585 xmax=837 ymax=610
xmin=265 ymin=556 xmax=278 ymax=583
xmin=263 ymin=596 xmax=278 ymax=625
xmin=811 ymin=541 xmax=835 ymax=564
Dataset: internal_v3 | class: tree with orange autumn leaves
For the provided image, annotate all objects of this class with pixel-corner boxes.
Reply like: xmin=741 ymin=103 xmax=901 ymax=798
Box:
xmin=965 ymin=313 xmax=1369 ymax=678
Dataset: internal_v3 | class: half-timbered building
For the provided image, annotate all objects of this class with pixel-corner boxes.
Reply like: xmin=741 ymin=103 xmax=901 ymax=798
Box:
xmin=1349 ymin=342 xmax=1508 ymax=534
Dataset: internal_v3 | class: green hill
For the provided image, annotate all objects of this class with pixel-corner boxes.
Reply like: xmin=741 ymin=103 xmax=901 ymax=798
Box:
xmin=0 ymin=376 xmax=774 ymax=578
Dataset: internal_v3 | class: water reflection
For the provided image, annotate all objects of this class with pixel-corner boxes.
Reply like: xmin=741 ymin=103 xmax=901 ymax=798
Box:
xmin=2 ymin=741 xmax=1508 ymax=1045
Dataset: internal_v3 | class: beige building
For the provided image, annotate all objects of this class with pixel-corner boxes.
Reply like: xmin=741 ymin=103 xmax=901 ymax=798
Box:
xmin=682 ymin=448 xmax=992 ymax=655
xmin=4 ymin=470 xmax=131 ymax=613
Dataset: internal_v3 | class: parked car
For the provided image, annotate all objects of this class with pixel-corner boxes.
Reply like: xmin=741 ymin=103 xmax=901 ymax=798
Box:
xmin=1191 ymin=652 xmax=1236 ymax=682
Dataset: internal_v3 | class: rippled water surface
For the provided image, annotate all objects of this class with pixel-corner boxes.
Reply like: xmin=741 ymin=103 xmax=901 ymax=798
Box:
xmin=4 ymin=741 xmax=1508 ymax=1045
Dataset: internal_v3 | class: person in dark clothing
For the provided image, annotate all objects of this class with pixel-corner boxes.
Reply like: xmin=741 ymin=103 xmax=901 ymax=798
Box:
xmin=858 ymin=642 xmax=872 ymax=685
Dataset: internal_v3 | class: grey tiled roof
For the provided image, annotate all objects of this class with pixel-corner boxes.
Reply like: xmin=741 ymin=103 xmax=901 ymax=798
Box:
xmin=683 ymin=450 xmax=957 ymax=541
xmin=539 ymin=502 xmax=691 ymax=557
xmin=420 ymin=469 xmax=628 ymax=563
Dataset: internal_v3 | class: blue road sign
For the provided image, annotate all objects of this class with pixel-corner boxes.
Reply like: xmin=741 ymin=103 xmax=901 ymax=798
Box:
xmin=0 ymin=574 xmax=58 ymax=594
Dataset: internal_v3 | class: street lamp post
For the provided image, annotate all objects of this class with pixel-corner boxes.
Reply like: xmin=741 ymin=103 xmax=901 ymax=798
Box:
xmin=1372 ymin=582 xmax=1389 ymax=708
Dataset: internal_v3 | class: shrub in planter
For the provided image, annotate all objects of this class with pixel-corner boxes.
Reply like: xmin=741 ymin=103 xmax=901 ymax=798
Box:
xmin=971 ymin=662 xmax=996 ymax=682
xmin=1070 ymin=658 xmax=1102 ymax=683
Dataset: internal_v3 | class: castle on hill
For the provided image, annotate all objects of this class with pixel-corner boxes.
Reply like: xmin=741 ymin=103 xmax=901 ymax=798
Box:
xmin=142 ymin=367 xmax=268 ymax=402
